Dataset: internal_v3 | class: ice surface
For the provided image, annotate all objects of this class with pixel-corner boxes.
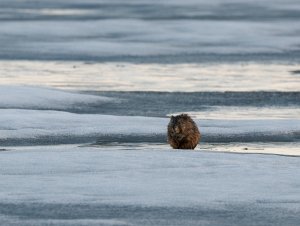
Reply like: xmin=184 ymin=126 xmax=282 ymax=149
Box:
xmin=0 ymin=109 xmax=299 ymax=145
xmin=0 ymin=144 xmax=299 ymax=225
xmin=1 ymin=0 xmax=300 ymax=62
xmin=0 ymin=86 xmax=114 ymax=109
xmin=0 ymin=144 xmax=299 ymax=206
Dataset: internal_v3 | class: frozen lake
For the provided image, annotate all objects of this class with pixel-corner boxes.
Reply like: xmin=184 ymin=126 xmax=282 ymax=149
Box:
xmin=0 ymin=0 xmax=300 ymax=225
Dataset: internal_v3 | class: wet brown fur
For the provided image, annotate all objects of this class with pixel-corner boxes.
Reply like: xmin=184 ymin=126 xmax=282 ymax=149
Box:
xmin=167 ymin=114 xmax=201 ymax=149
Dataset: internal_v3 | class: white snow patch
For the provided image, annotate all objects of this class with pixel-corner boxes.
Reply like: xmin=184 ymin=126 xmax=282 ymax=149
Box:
xmin=0 ymin=85 xmax=114 ymax=109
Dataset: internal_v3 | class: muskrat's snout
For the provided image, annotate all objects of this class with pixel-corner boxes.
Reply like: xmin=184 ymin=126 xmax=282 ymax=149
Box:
xmin=175 ymin=134 xmax=184 ymax=141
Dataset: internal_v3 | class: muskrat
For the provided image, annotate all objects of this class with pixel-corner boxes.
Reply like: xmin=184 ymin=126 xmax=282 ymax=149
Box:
xmin=167 ymin=114 xmax=200 ymax=149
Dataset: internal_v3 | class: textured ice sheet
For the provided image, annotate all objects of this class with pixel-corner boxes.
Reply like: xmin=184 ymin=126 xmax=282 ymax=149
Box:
xmin=0 ymin=144 xmax=299 ymax=226
xmin=0 ymin=109 xmax=299 ymax=145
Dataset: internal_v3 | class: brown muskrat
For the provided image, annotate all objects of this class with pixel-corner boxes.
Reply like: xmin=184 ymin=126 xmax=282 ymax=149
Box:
xmin=167 ymin=114 xmax=200 ymax=149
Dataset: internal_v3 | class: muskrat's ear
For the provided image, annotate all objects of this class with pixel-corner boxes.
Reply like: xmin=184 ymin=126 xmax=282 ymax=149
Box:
xmin=182 ymin=114 xmax=189 ymax=118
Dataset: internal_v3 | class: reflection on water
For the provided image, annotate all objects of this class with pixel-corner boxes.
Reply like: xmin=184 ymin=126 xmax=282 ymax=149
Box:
xmin=0 ymin=61 xmax=300 ymax=92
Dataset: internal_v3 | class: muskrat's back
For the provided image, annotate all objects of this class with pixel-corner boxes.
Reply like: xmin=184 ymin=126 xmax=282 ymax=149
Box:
xmin=167 ymin=114 xmax=201 ymax=149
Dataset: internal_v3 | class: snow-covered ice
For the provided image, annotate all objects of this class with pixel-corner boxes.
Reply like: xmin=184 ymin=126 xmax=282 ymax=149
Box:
xmin=1 ymin=144 xmax=299 ymax=206
xmin=0 ymin=144 xmax=299 ymax=225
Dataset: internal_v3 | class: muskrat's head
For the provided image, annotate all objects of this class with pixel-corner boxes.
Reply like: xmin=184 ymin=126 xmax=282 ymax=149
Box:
xmin=168 ymin=114 xmax=191 ymax=139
